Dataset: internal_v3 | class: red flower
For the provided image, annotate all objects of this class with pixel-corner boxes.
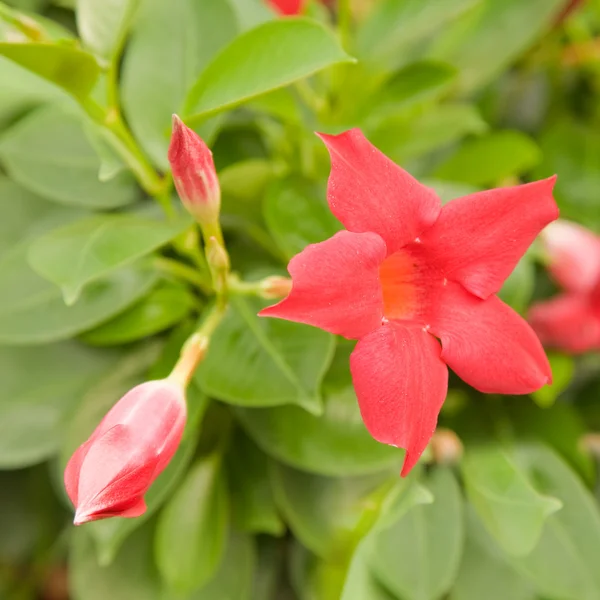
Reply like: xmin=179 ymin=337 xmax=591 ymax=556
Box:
xmin=260 ymin=129 xmax=558 ymax=476
xmin=169 ymin=115 xmax=220 ymax=228
xmin=267 ymin=0 xmax=305 ymax=15
xmin=64 ymin=380 xmax=186 ymax=525
xmin=529 ymin=220 xmax=600 ymax=353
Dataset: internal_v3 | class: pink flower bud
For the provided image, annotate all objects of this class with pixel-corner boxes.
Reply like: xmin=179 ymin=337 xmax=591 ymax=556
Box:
xmin=64 ymin=379 xmax=187 ymax=525
xmin=168 ymin=115 xmax=220 ymax=226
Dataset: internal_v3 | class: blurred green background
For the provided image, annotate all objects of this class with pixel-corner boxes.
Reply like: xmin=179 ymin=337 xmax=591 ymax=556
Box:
xmin=2 ymin=0 xmax=600 ymax=599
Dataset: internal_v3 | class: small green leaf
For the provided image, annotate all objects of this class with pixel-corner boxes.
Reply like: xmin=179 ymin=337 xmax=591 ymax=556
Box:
xmin=226 ymin=430 xmax=284 ymax=536
xmin=27 ymin=212 xmax=190 ymax=304
xmin=263 ymin=177 xmax=342 ymax=259
xmin=0 ymin=42 xmax=100 ymax=99
xmin=271 ymin=463 xmax=391 ymax=561
xmin=80 ymin=284 xmax=196 ymax=346
xmin=0 ymin=342 xmax=118 ymax=469
xmin=0 ymin=104 xmax=139 ymax=209
xmin=433 ymin=131 xmax=541 ymax=185
xmin=121 ymin=0 xmax=238 ymax=167
xmin=367 ymin=468 xmax=464 ymax=600
xmin=76 ymin=0 xmax=140 ymax=63
xmin=461 ymin=445 xmax=561 ymax=556
xmin=156 ymin=453 xmax=228 ymax=594
xmin=184 ymin=18 xmax=353 ymax=120
xmin=235 ymin=342 xmax=403 ymax=476
xmin=196 ymin=296 xmax=335 ymax=414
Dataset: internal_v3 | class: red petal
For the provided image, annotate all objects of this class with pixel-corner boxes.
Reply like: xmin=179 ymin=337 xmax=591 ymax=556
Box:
xmin=350 ymin=322 xmax=448 ymax=476
xmin=260 ymin=230 xmax=386 ymax=339
xmin=428 ymin=282 xmax=552 ymax=394
xmin=418 ymin=177 xmax=558 ymax=299
xmin=540 ymin=220 xmax=600 ymax=293
xmin=529 ymin=294 xmax=600 ymax=353
xmin=267 ymin=0 xmax=304 ymax=15
xmin=317 ymin=129 xmax=441 ymax=253
xmin=64 ymin=440 xmax=91 ymax=506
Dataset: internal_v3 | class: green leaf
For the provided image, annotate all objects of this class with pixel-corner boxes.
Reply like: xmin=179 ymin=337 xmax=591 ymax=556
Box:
xmin=226 ymin=429 xmax=284 ymax=536
xmin=70 ymin=524 xmax=160 ymax=600
xmin=184 ymin=18 xmax=353 ymax=120
xmin=252 ymin=537 xmax=284 ymax=600
xmin=532 ymin=353 xmax=575 ymax=408
xmin=498 ymin=255 xmax=535 ymax=314
xmin=263 ymin=176 xmax=342 ymax=259
xmin=450 ymin=507 xmax=536 ymax=600
xmin=461 ymin=445 xmax=561 ymax=557
xmin=0 ymin=103 xmax=140 ymax=209
xmin=186 ymin=532 xmax=256 ymax=600
xmin=235 ymin=342 xmax=403 ymax=476
xmin=429 ymin=0 xmax=565 ymax=93
xmin=121 ymin=0 xmax=238 ymax=168
xmin=0 ymin=342 xmax=118 ymax=469
xmin=356 ymin=0 xmax=482 ymax=68
xmin=195 ymin=296 xmax=335 ymax=414
xmin=506 ymin=445 xmax=600 ymax=600
xmin=433 ymin=131 xmax=541 ymax=185
xmin=27 ymin=212 xmax=191 ymax=304
xmin=76 ymin=0 xmax=140 ymax=63
xmin=0 ymin=250 xmax=157 ymax=345
xmin=0 ymin=42 xmax=100 ymax=99
xmin=370 ymin=103 xmax=487 ymax=164
xmin=156 ymin=453 xmax=228 ymax=594
xmin=271 ymin=463 xmax=391 ymax=561
xmin=367 ymin=468 xmax=464 ymax=600
xmin=228 ymin=0 xmax=273 ymax=30
xmin=80 ymin=284 xmax=196 ymax=346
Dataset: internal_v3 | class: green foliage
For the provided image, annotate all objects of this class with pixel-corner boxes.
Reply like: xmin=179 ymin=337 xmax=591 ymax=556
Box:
xmin=1 ymin=0 xmax=600 ymax=598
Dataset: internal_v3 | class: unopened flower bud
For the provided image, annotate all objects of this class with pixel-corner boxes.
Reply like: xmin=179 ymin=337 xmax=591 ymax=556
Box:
xmin=260 ymin=276 xmax=293 ymax=299
xmin=428 ymin=428 xmax=463 ymax=466
xmin=64 ymin=379 xmax=187 ymax=525
xmin=168 ymin=115 xmax=220 ymax=227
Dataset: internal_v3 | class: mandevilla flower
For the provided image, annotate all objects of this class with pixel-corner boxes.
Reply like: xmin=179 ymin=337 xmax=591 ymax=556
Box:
xmin=267 ymin=0 xmax=304 ymax=15
xmin=169 ymin=115 xmax=220 ymax=229
xmin=261 ymin=128 xmax=558 ymax=476
xmin=64 ymin=379 xmax=187 ymax=524
xmin=529 ymin=220 xmax=600 ymax=353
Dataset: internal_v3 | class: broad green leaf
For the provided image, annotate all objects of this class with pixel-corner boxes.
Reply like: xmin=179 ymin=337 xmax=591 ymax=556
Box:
xmin=429 ymin=0 xmax=565 ymax=93
xmin=0 ymin=250 xmax=157 ymax=345
xmin=532 ymin=353 xmax=575 ymax=408
xmin=263 ymin=177 xmax=342 ymax=259
xmin=184 ymin=18 xmax=353 ymax=120
xmin=228 ymin=0 xmax=273 ymax=30
xmin=80 ymin=284 xmax=196 ymax=345
xmin=187 ymin=532 xmax=256 ymax=600
xmin=195 ymin=296 xmax=335 ymax=414
xmin=156 ymin=454 xmax=228 ymax=594
xmin=76 ymin=0 xmax=140 ymax=62
xmin=356 ymin=0 xmax=482 ymax=68
xmin=450 ymin=507 xmax=536 ymax=600
xmin=28 ymin=212 xmax=190 ymax=304
xmin=121 ymin=0 xmax=238 ymax=168
xmin=505 ymin=445 xmax=600 ymax=600
xmin=0 ymin=104 xmax=139 ymax=209
xmin=70 ymin=524 xmax=160 ymax=600
xmin=370 ymin=103 xmax=487 ymax=164
xmin=461 ymin=445 xmax=561 ymax=556
xmin=271 ymin=463 xmax=391 ymax=561
xmin=0 ymin=342 xmax=118 ymax=469
xmin=532 ymin=120 xmax=600 ymax=227
xmin=0 ymin=42 xmax=100 ymax=99
xmin=433 ymin=131 xmax=541 ymax=185
xmin=235 ymin=342 xmax=403 ymax=476
xmin=226 ymin=429 xmax=284 ymax=536
xmin=368 ymin=468 xmax=464 ymax=600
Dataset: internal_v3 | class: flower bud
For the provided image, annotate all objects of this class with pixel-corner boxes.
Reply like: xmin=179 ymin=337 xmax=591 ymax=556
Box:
xmin=64 ymin=379 xmax=187 ymax=525
xmin=168 ymin=115 xmax=220 ymax=227
xmin=260 ymin=276 xmax=293 ymax=299
xmin=268 ymin=0 xmax=304 ymax=15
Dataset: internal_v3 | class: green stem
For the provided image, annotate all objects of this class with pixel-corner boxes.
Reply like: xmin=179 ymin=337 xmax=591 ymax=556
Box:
xmin=337 ymin=0 xmax=352 ymax=50
xmin=154 ymin=256 xmax=212 ymax=294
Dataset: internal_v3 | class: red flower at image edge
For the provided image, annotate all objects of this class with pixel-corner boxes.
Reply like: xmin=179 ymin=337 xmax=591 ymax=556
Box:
xmin=267 ymin=0 xmax=305 ymax=15
xmin=529 ymin=220 xmax=600 ymax=353
xmin=260 ymin=129 xmax=558 ymax=476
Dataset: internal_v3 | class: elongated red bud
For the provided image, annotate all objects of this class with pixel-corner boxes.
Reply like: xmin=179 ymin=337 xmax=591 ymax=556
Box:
xmin=64 ymin=379 xmax=187 ymax=525
xmin=168 ymin=115 xmax=220 ymax=227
